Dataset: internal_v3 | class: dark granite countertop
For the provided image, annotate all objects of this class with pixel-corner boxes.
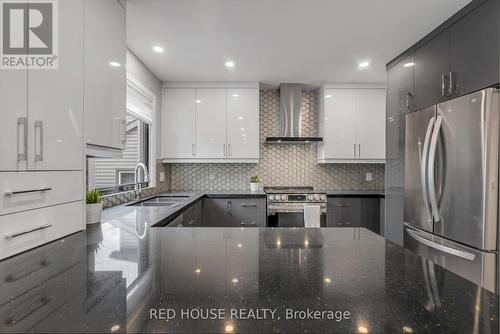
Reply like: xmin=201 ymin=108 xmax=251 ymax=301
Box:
xmin=102 ymin=189 xmax=383 ymax=229
xmin=0 ymin=225 xmax=497 ymax=333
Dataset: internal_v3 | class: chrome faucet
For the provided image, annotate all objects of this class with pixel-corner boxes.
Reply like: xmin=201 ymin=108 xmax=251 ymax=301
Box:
xmin=134 ymin=162 xmax=151 ymax=200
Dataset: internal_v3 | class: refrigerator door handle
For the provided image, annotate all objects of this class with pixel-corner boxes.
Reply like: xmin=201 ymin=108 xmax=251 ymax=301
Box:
xmin=428 ymin=114 xmax=443 ymax=222
xmin=421 ymin=117 xmax=435 ymax=219
xmin=406 ymin=228 xmax=476 ymax=261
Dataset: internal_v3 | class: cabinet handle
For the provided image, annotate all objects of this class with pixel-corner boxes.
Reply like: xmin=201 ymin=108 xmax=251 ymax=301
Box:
xmin=240 ymin=221 xmax=257 ymax=226
xmin=5 ymin=187 xmax=52 ymax=196
xmin=405 ymin=93 xmax=413 ymax=113
xmin=34 ymin=120 xmax=43 ymax=162
xmin=5 ymin=296 xmax=52 ymax=326
xmin=241 ymin=203 xmax=257 ymax=207
xmin=353 ymin=144 xmax=356 ymax=157
xmin=192 ymin=144 xmax=196 ymax=156
xmin=5 ymin=259 xmax=51 ymax=283
xmin=17 ymin=117 xmax=28 ymax=162
xmin=227 ymin=200 xmax=232 ymax=214
xmin=358 ymin=144 xmax=361 ymax=157
xmin=121 ymin=119 xmax=126 ymax=145
xmin=5 ymin=224 xmax=52 ymax=239
xmin=441 ymin=74 xmax=449 ymax=97
xmin=448 ymin=71 xmax=456 ymax=96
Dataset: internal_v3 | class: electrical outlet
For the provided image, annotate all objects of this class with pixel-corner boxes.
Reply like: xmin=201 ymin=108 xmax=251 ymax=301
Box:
xmin=160 ymin=172 xmax=165 ymax=182
xmin=365 ymin=172 xmax=373 ymax=181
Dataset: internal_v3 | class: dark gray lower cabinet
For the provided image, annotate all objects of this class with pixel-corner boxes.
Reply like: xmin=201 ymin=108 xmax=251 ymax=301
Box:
xmin=327 ymin=197 xmax=381 ymax=234
xmin=203 ymin=197 xmax=266 ymax=227
xmin=181 ymin=200 xmax=203 ymax=227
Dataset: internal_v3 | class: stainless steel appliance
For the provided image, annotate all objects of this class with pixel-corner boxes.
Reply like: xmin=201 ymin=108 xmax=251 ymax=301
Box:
xmin=403 ymin=87 xmax=498 ymax=292
xmin=265 ymin=187 xmax=327 ymax=227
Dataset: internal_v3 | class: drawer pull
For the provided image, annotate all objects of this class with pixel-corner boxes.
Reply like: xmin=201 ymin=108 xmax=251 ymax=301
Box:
xmin=241 ymin=203 xmax=257 ymax=207
xmin=336 ymin=203 xmax=351 ymax=207
xmin=5 ymin=224 xmax=53 ymax=239
xmin=5 ymin=187 xmax=52 ymax=196
xmin=240 ymin=222 xmax=257 ymax=226
xmin=5 ymin=296 xmax=52 ymax=326
xmin=5 ymin=259 xmax=51 ymax=283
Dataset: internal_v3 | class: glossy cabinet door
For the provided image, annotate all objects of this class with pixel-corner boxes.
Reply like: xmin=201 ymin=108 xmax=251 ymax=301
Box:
xmin=195 ymin=89 xmax=227 ymax=158
xmin=356 ymin=89 xmax=385 ymax=160
xmin=203 ymin=198 xmax=231 ymax=227
xmin=450 ymin=0 xmax=499 ymax=98
xmin=226 ymin=89 xmax=259 ymax=159
xmin=0 ymin=67 xmax=27 ymax=171
xmin=163 ymin=89 xmax=196 ymax=159
xmin=28 ymin=0 xmax=83 ymax=170
xmin=414 ymin=30 xmax=450 ymax=110
xmin=323 ymin=89 xmax=357 ymax=159
xmin=84 ymin=0 xmax=126 ymax=150
xmin=386 ymin=54 xmax=414 ymax=119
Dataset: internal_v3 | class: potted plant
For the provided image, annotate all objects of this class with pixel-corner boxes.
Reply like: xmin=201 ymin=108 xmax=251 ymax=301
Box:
xmin=249 ymin=176 xmax=260 ymax=192
xmin=86 ymin=189 xmax=103 ymax=225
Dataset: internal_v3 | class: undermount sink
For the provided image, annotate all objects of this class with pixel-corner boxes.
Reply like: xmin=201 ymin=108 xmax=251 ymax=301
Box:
xmin=127 ymin=195 xmax=190 ymax=207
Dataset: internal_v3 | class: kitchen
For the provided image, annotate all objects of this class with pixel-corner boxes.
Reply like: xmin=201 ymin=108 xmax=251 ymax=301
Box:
xmin=0 ymin=0 xmax=498 ymax=333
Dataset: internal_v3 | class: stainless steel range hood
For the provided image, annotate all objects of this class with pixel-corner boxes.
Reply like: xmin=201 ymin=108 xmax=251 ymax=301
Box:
xmin=265 ymin=83 xmax=322 ymax=143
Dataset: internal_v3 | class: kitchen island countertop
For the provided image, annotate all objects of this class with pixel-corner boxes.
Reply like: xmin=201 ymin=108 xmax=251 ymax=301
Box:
xmin=0 ymin=223 xmax=497 ymax=333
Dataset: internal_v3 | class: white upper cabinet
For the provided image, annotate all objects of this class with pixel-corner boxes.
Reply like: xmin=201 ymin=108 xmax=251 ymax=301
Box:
xmin=0 ymin=67 xmax=27 ymax=171
xmin=84 ymin=0 xmax=126 ymax=153
xmin=226 ymin=89 xmax=259 ymax=160
xmin=318 ymin=85 xmax=386 ymax=163
xmin=355 ymin=89 xmax=386 ymax=160
xmin=322 ymin=89 xmax=357 ymax=159
xmin=162 ymin=84 xmax=259 ymax=163
xmin=163 ymin=89 xmax=196 ymax=159
xmin=28 ymin=0 xmax=83 ymax=170
xmin=195 ymin=89 xmax=227 ymax=158
xmin=0 ymin=0 xmax=83 ymax=172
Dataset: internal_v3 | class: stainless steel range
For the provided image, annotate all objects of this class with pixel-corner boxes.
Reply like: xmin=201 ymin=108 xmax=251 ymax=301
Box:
xmin=265 ymin=187 xmax=327 ymax=227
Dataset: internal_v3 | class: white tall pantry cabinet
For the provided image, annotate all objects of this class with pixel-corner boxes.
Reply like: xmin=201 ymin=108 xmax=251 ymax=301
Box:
xmin=318 ymin=85 xmax=386 ymax=163
xmin=0 ymin=0 xmax=126 ymax=259
xmin=162 ymin=84 xmax=259 ymax=163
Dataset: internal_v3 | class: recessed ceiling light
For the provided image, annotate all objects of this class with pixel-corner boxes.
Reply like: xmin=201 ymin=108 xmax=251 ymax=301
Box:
xmin=232 ymin=93 xmax=239 ymax=97
xmin=195 ymin=268 xmax=201 ymax=273
xmin=324 ymin=277 xmax=332 ymax=284
xmin=232 ymin=278 xmax=238 ymax=283
xmin=325 ymin=95 xmax=332 ymax=98
xmin=153 ymin=46 xmax=164 ymax=53
xmin=225 ymin=61 xmax=235 ymax=68
xmin=403 ymin=62 xmax=415 ymax=67
xmin=225 ymin=324 xmax=234 ymax=333
xmin=237 ymin=116 xmax=243 ymax=120
xmin=109 ymin=61 xmax=121 ymax=67
xmin=195 ymin=99 xmax=202 ymax=103
xmin=358 ymin=61 xmax=370 ymax=69
xmin=237 ymin=243 xmax=242 ymax=248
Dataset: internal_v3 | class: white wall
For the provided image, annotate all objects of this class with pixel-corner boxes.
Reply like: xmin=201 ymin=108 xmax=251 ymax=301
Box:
xmin=126 ymin=49 xmax=162 ymax=159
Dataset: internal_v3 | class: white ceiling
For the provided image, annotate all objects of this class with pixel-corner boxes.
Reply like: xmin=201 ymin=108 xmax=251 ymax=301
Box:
xmin=127 ymin=0 xmax=471 ymax=87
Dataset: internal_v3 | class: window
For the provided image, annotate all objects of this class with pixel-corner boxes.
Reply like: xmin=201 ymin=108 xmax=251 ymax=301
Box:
xmin=88 ymin=76 xmax=155 ymax=195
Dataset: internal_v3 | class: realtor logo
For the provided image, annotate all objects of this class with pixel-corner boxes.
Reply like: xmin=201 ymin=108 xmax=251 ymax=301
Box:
xmin=0 ymin=0 xmax=58 ymax=69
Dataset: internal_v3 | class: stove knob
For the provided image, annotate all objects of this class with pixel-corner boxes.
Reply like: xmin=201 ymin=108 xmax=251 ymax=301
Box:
xmin=314 ymin=194 xmax=320 ymax=201
xmin=269 ymin=195 xmax=275 ymax=201
xmin=320 ymin=195 xmax=326 ymax=201
xmin=281 ymin=195 xmax=287 ymax=201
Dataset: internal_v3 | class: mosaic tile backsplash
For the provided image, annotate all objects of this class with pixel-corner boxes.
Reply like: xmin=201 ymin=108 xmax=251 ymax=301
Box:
xmin=168 ymin=90 xmax=385 ymax=191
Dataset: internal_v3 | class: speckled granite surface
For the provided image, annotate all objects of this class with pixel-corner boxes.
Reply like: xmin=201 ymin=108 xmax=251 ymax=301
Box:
xmin=0 ymin=226 xmax=497 ymax=333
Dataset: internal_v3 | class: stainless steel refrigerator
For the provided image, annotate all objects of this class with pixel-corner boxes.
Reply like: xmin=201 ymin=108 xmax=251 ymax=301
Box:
xmin=403 ymin=87 xmax=498 ymax=293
